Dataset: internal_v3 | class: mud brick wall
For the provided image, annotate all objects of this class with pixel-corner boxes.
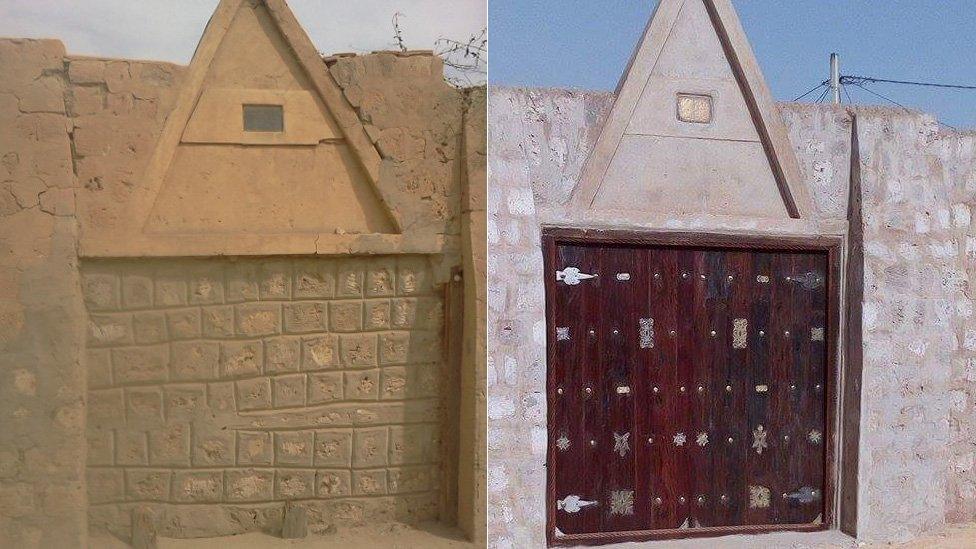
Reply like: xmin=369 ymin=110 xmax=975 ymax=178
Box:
xmin=81 ymin=255 xmax=448 ymax=539
xmin=0 ymin=39 xmax=87 ymax=548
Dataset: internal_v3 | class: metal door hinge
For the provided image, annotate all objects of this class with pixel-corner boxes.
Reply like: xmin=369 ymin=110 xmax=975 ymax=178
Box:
xmin=785 ymin=486 xmax=820 ymax=504
xmin=557 ymin=495 xmax=598 ymax=513
xmin=556 ymin=267 xmax=597 ymax=285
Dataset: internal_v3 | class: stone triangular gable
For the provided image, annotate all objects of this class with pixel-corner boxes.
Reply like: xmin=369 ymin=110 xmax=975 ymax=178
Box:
xmin=573 ymin=0 xmax=812 ymax=219
xmin=103 ymin=0 xmax=400 ymax=250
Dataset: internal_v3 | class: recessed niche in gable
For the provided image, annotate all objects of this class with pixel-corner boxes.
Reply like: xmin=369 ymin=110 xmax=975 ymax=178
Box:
xmin=676 ymin=93 xmax=713 ymax=124
xmin=243 ymin=104 xmax=284 ymax=132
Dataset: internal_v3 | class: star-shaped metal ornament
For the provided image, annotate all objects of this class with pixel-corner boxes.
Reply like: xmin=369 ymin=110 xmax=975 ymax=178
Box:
xmin=609 ymin=490 xmax=635 ymax=516
xmin=556 ymin=434 xmax=570 ymax=451
xmin=613 ymin=432 xmax=630 ymax=457
xmin=696 ymin=432 xmax=708 ymax=447
xmin=808 ymin=429 xmax=822 ymax=444
xmin=752 ymin=425 xmax=768 ymax=455
xmin=673 ymin=432 xmax=687 ymax=447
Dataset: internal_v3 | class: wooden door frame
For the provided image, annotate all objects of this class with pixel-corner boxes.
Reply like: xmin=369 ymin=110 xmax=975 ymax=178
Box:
xmin=542 ymin=226 xmax=846 ymax=546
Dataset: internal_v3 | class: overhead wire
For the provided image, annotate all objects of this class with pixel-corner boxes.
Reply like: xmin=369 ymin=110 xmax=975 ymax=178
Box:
xmin=794 ymin=80 xmax=829 ymax=102
xmin=841 ymin=75 xmax=976 ymax=91
xmin=794 ymin=71 xmax=973 ymax=128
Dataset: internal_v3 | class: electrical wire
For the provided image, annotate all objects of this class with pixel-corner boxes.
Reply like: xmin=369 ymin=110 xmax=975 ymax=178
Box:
xmin=794 ymin=80 xmax=829 ymax=102
xmin=841 ymin=75 xmax=976 ymax=91
xmin=851 ymin=82 xmax=958 ymax=130
xmin=814 ymin=86 xmax=831 ymax=104
xmin=850 ymin=83 xmax=913 ymax=111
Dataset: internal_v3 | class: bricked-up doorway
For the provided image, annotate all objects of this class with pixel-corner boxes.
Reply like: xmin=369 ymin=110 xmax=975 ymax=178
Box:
xmin=542 ymin=228 xmax=841 ymax=546
xmin=82 ymin=255 xmax=459 ymax=539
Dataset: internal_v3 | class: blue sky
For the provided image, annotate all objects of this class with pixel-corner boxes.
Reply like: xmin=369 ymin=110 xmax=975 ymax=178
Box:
xmin=489 ymin=0 xmax=976 ymax=129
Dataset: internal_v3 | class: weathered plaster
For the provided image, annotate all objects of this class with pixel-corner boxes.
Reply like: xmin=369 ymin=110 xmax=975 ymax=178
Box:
xmin=487 ymin=86 xmax=976 ymax=547
xmin=83 ymin=256 xmax=447 ymax=541
xmin=459 ymin=86 xmax=488 ymax=545
xmin=0 ymin=0 xmax=486 ymax=544
xmin=0 ymin=38 xmax=88 ymax=548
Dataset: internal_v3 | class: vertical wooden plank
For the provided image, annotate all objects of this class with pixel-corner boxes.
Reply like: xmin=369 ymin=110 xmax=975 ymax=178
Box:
xmin=720 ymin=251 xmax=755 ymax=527
xmin=800 ymin=252 xmax=829 ymax=524
xmin=601 ymin=246 xmax=645 ymax=532
xmin=629 ymin=247 xmax=654 ymax=529
xmin=646 ymin=246 xmax=681 ymax=530
xmin=544 ymin=234 xmax=559 ymax=545
xmin=582 ymin=246 xmax=607 ymax=534
xmin=549 ymin=243 xmax=604 ymax=535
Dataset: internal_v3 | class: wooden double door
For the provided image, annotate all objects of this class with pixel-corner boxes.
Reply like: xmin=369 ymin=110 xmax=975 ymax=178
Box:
xmin=543 ymin=230 xmax=835 ymax=545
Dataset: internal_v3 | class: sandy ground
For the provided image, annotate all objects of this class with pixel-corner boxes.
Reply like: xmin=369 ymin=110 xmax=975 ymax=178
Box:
xmin=152 ymin=522 xmax=470 ymax=549
xmin=90 ymin=522 xmax=976 ymax=548
xmin=589 ymin=524 xmax=976 ymax=549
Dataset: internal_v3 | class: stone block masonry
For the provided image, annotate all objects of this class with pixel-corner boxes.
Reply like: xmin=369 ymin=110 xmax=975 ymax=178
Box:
xmin=82 ymin=255 xmax=448 ymax=540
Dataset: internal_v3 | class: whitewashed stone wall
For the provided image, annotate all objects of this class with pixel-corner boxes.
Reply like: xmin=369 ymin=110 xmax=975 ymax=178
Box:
xmin=487 ymin=86 xmax=976 ymax=547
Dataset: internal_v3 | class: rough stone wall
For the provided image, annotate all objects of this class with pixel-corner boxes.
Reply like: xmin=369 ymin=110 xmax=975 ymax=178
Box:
xmin=82 ymin=256 xmax=446 ymax=540
xmin=0 ymin=39 xmax=88 ymax=548
xmin=486 ymin=86 xmax=976 ymax=547
xmin=941 ymin=130 xmax=976 ymax=523
xmin=486 ymin=89 xmax=613 ymax=549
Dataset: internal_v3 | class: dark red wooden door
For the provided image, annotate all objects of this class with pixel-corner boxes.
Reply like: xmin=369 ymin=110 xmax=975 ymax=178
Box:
xmin=544 ymin=234 xmax=832 ymax=545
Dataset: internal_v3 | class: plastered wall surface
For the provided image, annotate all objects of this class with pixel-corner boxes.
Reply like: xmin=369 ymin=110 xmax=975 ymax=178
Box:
xmin=0 ymin=1 xmax=486 ymax=542
xmin=0 ymin=39 xmax=88 ymax=548
xmin=487 ymin=87 xmax=976 ymax=547
xmin=83 ymin=256 xmax=447 ymax=540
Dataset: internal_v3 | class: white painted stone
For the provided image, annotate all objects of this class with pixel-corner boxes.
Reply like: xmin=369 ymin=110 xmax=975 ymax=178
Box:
xmin=487 ymin=395 xmax=516 ymax=420
xmin=953 ymin=204 xmax=971 ymax=227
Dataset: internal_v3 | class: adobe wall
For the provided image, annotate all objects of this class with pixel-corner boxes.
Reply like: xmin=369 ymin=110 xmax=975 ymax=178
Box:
xmin=83 ymin=256 xmax=446 ymax=540
xmin=0 ymin=38 xmax=87 ymax=548
xmin=486 ymin=86 xmax=976 ymax=546
xmin=0 ymin=28 xmax=486 ymax=546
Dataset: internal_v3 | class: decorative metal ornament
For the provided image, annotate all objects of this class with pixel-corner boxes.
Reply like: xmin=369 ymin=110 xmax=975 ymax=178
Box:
xmin=556 ymin=267 xmax=597 ymax=286
xmin=749 ymin=485 xmax=771 ymax=509
xmin=811 ymin=326 xmax=825 ymax=341
xmin=808 ymin=429 xmax=822 ymax=444
xmin=639 ymin=317 xmax=655 ymax=349
xmin=785 ymin=486 xmax=820 ymax=504
xmin=732 ymin=318 xmax=748 ymax=349
xmin=696 ymin=432 xmax=708 ymax=447
xmin=556 ymin=434 xmax=570 ymax=451
xmin=557 ymin=495 xmax=597 ymax=513
xmin=752 ymin=425 xmax=769 ymax=455
xmin=788 ymin=271 xmax=825 ymax=289
xmin=756 ymin=274 xmax=770 ymax=284
xmin=609 ymin=490 xmax=635 ymax=516
xmin=616 ymin=385 xmax=631 ymax=395
xmin=613 ymin=432 xmax=631 ymax=457
xmin=673 ymin=432 xmax=687 ymax=447
xmin=556 ymin=327 xmax=570 ymax=341
xmin=755 ymin=384 xmax=769 ymax=393
xmin=616 ymin=273 xmax=631 ymax=281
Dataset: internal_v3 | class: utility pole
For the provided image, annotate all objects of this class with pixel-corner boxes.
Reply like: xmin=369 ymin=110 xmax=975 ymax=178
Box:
xmin=830 ymin=53 xmax=841 ymax=104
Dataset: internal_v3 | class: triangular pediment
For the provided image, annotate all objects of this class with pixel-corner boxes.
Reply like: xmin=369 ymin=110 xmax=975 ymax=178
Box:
xmin=136 ymin=0 xmax=398 ymax=236
xmin=573 ymin=0 xmax=812 ymax=219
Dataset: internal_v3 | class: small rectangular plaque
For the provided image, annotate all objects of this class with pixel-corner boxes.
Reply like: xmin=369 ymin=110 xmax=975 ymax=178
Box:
xmin=243 ymin=104 xmax=284 ymax=132
xmin=677 ymin=93 xmax=713 ymax=124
